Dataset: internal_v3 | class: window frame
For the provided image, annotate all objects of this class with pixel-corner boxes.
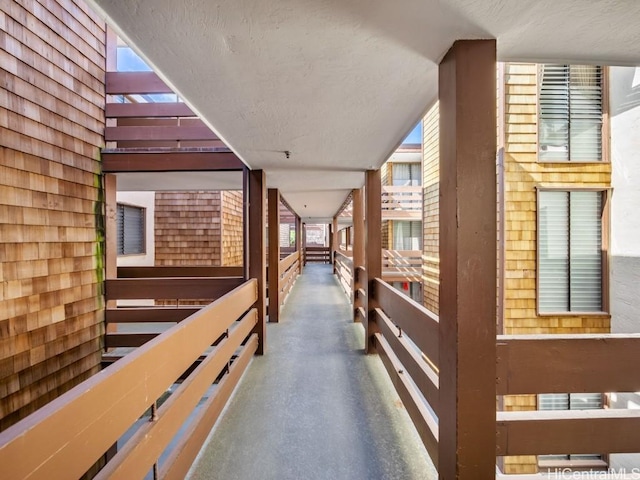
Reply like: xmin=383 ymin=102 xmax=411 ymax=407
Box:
xmin=535 ymin=187 xmax=610 ymax=316
xmin=116 ymin=202 xmax=147 ymax=256
xmin=536 ymin=64 xmax=610 ymax=164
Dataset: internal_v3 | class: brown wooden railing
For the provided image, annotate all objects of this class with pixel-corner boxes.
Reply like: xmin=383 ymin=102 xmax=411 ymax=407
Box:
xmin=334 ymin=250 xmax=353 ymax=300
xmin=381 ymin=186 xmax=422 ymax=219
xmin=105 ymin=72 xmax=225 ymax=149
xmin=371 ymin=279 xmax=440 ymax=467
xmin=368 ymin=276 xmax=640 ymax=477
xmin=105 ymin=267 xmax=244 ymax=350
xmin=278 ymin=251 xmax=301 ymax=306
xmin=382 ymin=249 xmax=422 ymax=282
xmin=304 ymin=246 xmax=331 ymax=264
xmin=0 ymin=280 xmax=258 ymax=480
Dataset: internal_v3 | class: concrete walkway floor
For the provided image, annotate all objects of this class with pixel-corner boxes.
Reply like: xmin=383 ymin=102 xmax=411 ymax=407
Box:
xmin=188 ymin=264 xmax=437 ymax=480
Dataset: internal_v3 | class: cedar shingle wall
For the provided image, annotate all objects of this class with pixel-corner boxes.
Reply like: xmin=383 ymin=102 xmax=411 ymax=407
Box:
xmin=501 ymin=63 xmax=611 ymax=474
xmin=422 ymin=102 xmax=439 ymax=314
xmin=0 ymin=0 xmax=106 ymax=431
xmin=221 ymin=190 xmax=243 ymax=266
xmin=154 ymin=191 xmax=222 ymax=265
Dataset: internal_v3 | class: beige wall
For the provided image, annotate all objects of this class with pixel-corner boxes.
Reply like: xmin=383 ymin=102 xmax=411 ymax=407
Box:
xmin=0 ymin=0 xmax=106 ymax=431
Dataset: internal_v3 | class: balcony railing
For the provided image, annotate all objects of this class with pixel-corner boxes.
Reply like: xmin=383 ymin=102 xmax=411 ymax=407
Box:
xmin=0 ymin=280 xmax=258 ymax=480
xmin=381 ymin=186 xmax=422 ymax=219
xmin=382 ymin=249 xmax=422 ymax=282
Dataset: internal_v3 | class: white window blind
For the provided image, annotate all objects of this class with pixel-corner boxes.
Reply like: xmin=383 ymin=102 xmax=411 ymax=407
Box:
xmin=117 ymin=204 xmax=145 ymax=255
xmin=539 ymin=64 xmax=603 ymax=162
xmin=392 ymin=163 xmax=422 ymax=186
xmin=538 ymin=191 xmax=603 ymax=313
xmin=393 ymin=221 xmax=421 ymax=250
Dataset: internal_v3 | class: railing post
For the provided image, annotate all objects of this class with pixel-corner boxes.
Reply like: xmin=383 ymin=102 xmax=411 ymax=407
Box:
xmin=438 ymin=40 xmax=497 ymax=479
xmin=296 ymin=215 xmax=302 ymax=274
xmin=352 ymin=188 xmax=365 ymax=322
xmin=268 ymin=189 xmax=280 ymax=323
xmin=365 ymin=170 xmax=382 ymax=353
xmin=245 ymin=169 xmax=267 ymax=354
xmin=332 ymin=217 xmax=338 ymax=273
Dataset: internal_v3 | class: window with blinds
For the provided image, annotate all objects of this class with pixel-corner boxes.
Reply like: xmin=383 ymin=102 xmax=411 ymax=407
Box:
xmin=117 ymin=204 xmax=145 ymax=255
xmin=538 ymin=64 xmax=603 ymax=162
xmin=538 ymin=190 xmax=604 ymax=313
xmin=538 ymin=393 xmax=603 ymax=462
xmin=392 ymin=162 xmax=422 ymax=186
xmin=392 ymin=221 xmax=421 ymax=250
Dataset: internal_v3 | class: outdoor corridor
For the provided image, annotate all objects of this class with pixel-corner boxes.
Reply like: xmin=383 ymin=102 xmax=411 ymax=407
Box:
xmin=187 ymin=264 xmax=437 ymax=480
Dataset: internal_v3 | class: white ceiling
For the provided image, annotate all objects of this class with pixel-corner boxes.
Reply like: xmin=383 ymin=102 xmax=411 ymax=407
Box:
xmin=87 ymin=0 xmax=640 ymax=222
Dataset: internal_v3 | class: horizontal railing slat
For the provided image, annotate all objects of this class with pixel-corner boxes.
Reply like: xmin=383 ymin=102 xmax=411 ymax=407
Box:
xmin=278 ymin=251 xmax=300 ymax=275
xmin=105 ymin=277 xmax=244 ymax=300
xmin=373 ymin=279 xmax=439 ymax=367
xmin=161 ymin=334 xmax=258 ymax=479
xmin=106 ymin=307 xmax=201 ymax=324
xmin=117 ymin=266 xmax=244 ymax=278
xmin=106 ymin=102 xmax=196 ymax=118
xmin=375 ymin=333 xmax=439 ymax=469
xmin=0 ymin=280 xmax=257 ymax=480
xmin=375 ymin=309 xmax=439 ymax=414
xmin=95 ymin=310 xmax=257 ymax=480
xmin=496 ymin=409 xmax=640 ymax=456
xmin=105 ymin=333 xmax=159 ymax=348
xmin=496 ymin=334 xmax=640 ymax=395
xmin=106 ymin=71 xmax=173 ymax=94
xmin=105 ymin=125 xmax=219 ymax=142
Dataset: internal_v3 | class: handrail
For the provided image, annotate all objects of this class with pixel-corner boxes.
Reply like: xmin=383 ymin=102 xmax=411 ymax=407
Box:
xmin=0 ymin=280 xmax=258 ymax=480
xmin=382 ymin=249 xmax=422 ymax=282
xmin=381 ymin=185 xmax=422 ymax=218
xmin=278 ymin=251 xmax=300 ymax=304
xmin=334 ymin=250 xmax=354 ymax=299
xmin=117 ymin=266 xmax=244 ymax=278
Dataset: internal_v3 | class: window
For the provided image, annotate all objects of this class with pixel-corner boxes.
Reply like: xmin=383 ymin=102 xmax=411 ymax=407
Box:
xmin=538 ymin=64 xmax=603 ymax=162
xmin=393 ymin=221 xmax=421 ymax=251
xmin=538 ymin=190 xmax=605 ymax=313
xmin=117 ymin=204 xmax=145 ymax=255
xmin=392 ymin=163 xmax=422 ymax=186
xmin=392 ymin=281 xmax=422 ymax=303
xmin=538 ymin=393 xmax=604 ymax=464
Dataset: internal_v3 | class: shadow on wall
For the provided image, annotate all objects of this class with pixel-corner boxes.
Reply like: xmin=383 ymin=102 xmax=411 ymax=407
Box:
xmin=610 ymin=67 xmax=640 ymax=117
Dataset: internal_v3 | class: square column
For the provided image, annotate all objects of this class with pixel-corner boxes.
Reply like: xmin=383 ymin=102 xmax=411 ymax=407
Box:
xmin=365 ymin=170 xmax=382 ymax=353
xmin=244 ymin=169 xmax=267 ymax=354
xmin=352 ymin=188 xmax=365 ymax=323
xmin=268 ymin=189 xmax=281 ymax=323
xmin=438 ymin=40 xmax=497 ymax=478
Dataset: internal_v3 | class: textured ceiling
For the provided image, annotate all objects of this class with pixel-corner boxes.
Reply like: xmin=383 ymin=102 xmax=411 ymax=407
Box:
xmin=87 ymin=0 xmax=640 ymax=222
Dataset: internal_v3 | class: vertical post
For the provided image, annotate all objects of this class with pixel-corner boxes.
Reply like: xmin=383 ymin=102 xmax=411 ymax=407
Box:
xmin=302 ymin=223 xmax=307 ymax=265
xmin=345 ymin=227 xmax=351 ymax=251
xmin=295 ymin=215 xmax=302 ymax=274
xmin=365 ymin=170 xmax=381 ymax=353
xmin=438 ymin=40 xmax=497 ymax=479
xmin=332 ymin=217 xmax=339 ymax=273
xmin=104 ymin=174 xmax=117 ymax=337
xmin=352 ymin=188 xmax=365 ymax=322
xmin=246 ymin=169 xmax=267 ymax=354
xmin=268 ymin=189 xmax=280 ymax=323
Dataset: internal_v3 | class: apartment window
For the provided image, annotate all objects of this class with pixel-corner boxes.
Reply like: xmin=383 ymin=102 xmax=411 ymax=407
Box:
xmin=392 ymin=281 xmax=422 ymax=303
xmin=392 ymin=163 xmax=422 ymax=186
xmin=538 ymin=393 xmax=604 ymax=464
xmin=117 ymin=204 xmax=145 ymax=255
xmin=538 ymin=64 xmax=603 ymax=162
xmin=538 ymin=190 xmax=605 ymax=313
xmin=393 ymin=221 xmax=421 ymax=251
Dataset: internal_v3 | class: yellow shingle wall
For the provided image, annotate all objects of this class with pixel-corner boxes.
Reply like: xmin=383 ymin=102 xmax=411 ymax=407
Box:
xmin=422 ymin=102 xmax=440 ymax=315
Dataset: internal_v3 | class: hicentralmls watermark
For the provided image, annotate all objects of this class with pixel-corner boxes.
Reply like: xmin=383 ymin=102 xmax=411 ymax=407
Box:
xmin=546 ymin=469 xmax=640 ymax=479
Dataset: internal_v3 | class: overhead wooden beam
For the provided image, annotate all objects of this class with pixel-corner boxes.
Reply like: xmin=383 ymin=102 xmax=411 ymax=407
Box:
xmin=437 ymin=39 xmax=497 ymax=479
xmin=101 ymin=150 xmax=245 ymax=172
xmin=268 ymin=189 xmax=281 ymax=323
xmin=105 ymin=72 xmax=173 ymax=94
xmin=105 ymin=125 xmax=218 ymax=142
xmin=106 ymin=102 xmax=195 ymax=118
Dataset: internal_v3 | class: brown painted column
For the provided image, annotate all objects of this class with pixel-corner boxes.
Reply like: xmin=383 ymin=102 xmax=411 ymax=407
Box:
xmin=302 ymin=223 xmax=307 ymax=265
xmin=438 ymin=40 xmax=497 ymax=479
xmin=267 ymin=189 xmax=280 ymax=323
xmin=295 ymin=215 xmax=302 ymax=273
xmin=104 ymin=173 xmax=118 ymax=347
xmin=352 ymin=188 xmax=365 ymax=322
xmin=332 ymin=217 xmax=339 ymax=273
xmin=365 ymin=170 xmax=381 ymax=353
xmin=246 ymin=170 xmax=267 ymax=354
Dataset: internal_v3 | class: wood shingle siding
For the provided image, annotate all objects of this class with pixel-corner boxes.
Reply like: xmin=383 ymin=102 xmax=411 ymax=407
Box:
xmin=0 ymin=0 xmax=106 ymax=431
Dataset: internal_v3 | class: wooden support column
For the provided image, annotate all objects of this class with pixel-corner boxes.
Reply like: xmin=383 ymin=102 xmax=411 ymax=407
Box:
xmin=345 ymin=227 xmax=351 ymax=251
xmin=365 ymin=170 xmax=381 ymax=353
xmin=352 ymin=188 xmax=365 ymax=323
xmin=245 ymin=169 xmax=267 ymax=354
xmin=104 ymin=174 xmax=118 ymax=338
xmin=302 ymin=223 xmax=307 ymax=265
xmin=268 ymin=189 xmax=280 ymax=323
xmin=295 ymin=215 xmax=302 ymax=273
xmin=438 ymin=40 xmax=497 ymax=479
xmin=332 ymin=217 xmax=339 ymax=273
